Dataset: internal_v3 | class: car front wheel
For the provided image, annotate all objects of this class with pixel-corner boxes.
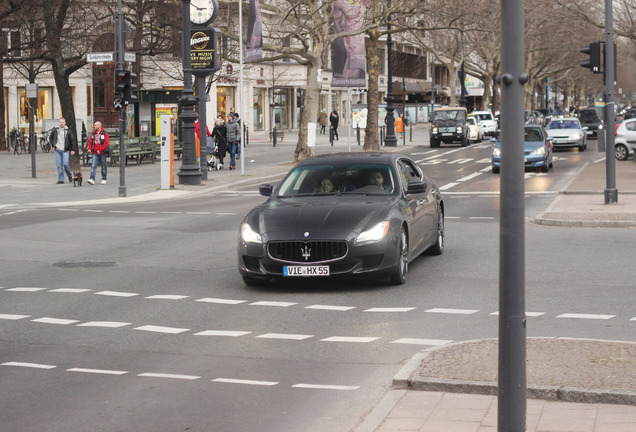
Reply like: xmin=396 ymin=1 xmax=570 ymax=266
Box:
xmin=390 ymin=226 xmax=408 ymax=285
xmin=428 ymin=211 xmax=445 ymax=256
xmin=615 ymin=144 xmax=629 ymax=161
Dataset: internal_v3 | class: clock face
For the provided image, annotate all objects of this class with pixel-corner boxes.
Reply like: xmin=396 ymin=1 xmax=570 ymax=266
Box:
xmin=190 ymin=0 xmax=216 ymax=25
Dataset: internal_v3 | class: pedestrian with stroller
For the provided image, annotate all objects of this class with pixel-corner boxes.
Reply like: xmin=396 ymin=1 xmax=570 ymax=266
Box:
xmin=211 ymin=118 xmax=228 ymax=170
xmin=226 ymin=113 xmax=241 ymax=170
xmin=49 ymin=117 xmax=77 ymax=184
xmin=87 ymin=121 xmax=109 ymax=185
xmin=329 ymin=108 xmax=340 ymax=140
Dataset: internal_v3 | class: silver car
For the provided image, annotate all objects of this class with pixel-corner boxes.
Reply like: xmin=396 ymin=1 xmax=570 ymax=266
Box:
xmin=545 ymin=117 xmax=587 ymax=151
xmin=614 ymin=118 xmax=636 ymax=161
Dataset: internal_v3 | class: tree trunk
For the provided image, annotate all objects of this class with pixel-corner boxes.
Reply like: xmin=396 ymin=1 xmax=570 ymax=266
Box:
xmin=294 ymin=59 xmax=320 ymax=162
xmin=364 ymin=30 xmax=380 ymax=151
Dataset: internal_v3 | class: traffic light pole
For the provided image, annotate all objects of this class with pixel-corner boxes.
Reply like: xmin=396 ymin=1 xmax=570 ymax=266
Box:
xmin=116 ymin=0 xmax=127 ymax=197
xmin=604 ymin=0 xmax=617 ymax=204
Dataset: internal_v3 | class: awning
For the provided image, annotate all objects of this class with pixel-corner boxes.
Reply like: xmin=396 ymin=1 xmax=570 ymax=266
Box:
xmin=390 ymin=81 xmax=431 ymax=95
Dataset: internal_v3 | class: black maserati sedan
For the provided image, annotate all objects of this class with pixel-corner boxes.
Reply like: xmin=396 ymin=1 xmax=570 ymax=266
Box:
xmin=237 ymin=152 xmax=444 ymax=285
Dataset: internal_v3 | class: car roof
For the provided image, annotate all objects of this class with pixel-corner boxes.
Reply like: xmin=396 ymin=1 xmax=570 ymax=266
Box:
xmin=296 ymin=152 xmax=402 ymax=166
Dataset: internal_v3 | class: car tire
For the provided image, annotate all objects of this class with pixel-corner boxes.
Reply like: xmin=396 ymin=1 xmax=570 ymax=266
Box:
xmin=461 ymin=136 xmax=468 ymax=147
xmin=390 ymin=226 xmax=408 ymax=285
xmin=430 ymin=138 xmax=440 ymax=148
xmin=541 ymin=163 xmax=549 ymax=172
xmin=428 ymin=211 xmax=445 ymax=256
xmin=492 ymin=166 xmax=500 ymax=174
xmin=615 ymin=144 xmax=629 ymax=161
xmin=242 ymin=276 xmax=268 ymax=286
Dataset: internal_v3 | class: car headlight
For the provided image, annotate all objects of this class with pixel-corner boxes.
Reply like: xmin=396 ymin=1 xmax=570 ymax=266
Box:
xmin=241 ymin=223 xmax=262 ymax=244
xmin=356 ymin=221 xmax=390 ymax=244
xmin=432 ymin=127 xmax=438 ymax=133
xmin=530 ymin=147 xmax=546 ymax=156
xmin=456 ymin=127 xmax=463 ymax=133
xmin=492 ymin=147 xmax=501 ymax=156
xmin=572 ymin=133 xmax=582 ymax=140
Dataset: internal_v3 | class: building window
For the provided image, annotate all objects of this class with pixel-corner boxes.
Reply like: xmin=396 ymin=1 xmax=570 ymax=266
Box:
xmin=2 ymin=28 xmax=21 ymax=58
xmin=18 ymin=87 xmax=53 ymax=130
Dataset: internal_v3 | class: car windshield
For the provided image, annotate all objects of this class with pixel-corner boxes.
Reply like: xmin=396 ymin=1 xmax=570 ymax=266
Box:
xmin=547 ymin=119 xmax=580 ymax=130
xmin=433 ymin=110 xmax=466 ymax=121
xmin=276 ymin=163 xmax=397 ymax=197
xmin=474 ymin=113 xmax=492 ymax=122
xmin=579 ymin=110 xmax=599 ymax=121
xmin=467 ymin=117 xmax=476 ymax=125
xmin=524 ymin=128 xmax=544 ymax=142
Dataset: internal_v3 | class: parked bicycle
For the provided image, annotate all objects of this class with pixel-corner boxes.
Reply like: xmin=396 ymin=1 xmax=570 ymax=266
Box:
xmin=12 ymin=131 xmax=28 ymax=155
xmin=39 ymin=129 xmax=53 ymax=153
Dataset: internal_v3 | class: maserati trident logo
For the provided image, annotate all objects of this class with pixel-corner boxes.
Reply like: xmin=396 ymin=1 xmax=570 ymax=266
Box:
xmin=301 ymin=244 xmax=311 ymax=261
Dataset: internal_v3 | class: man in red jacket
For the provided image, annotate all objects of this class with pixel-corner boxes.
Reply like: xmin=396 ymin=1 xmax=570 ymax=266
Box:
xmin=87 ymin=121 xmax=110 ymax=185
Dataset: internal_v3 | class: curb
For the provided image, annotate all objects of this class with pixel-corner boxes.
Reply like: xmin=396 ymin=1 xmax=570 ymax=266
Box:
xmin=391 ymin=338 xmax=636 ymax=407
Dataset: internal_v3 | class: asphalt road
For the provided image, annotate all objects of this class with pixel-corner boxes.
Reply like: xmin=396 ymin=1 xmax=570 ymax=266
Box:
xmin=1 ymin=140 xmax=634 ymax=432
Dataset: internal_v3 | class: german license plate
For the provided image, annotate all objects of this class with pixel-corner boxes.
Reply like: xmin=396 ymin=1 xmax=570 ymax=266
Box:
xmin=441 ymin=132 xmax=453 ymax=136
xmin=283 ymin=266 xmax=330 ymax=276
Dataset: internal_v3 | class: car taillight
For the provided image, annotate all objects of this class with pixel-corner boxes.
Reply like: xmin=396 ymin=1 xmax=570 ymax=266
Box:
xmin=615 ymin=123 xmax=620 ymax=136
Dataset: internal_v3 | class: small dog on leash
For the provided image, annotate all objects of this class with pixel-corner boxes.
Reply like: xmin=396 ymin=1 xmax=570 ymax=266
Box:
xmin=72 ymin=171 xmax=83 ymax=187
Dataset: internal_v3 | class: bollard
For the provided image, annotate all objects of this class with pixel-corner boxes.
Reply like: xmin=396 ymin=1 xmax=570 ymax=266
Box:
xmin=245 ymin=125 xmax=249 ymax=146
xmin=330 ymin=127 xmax=334 ymax=146
xmin=380 ymin=126 xmax=385 ymax=145
xmin=409 ymin=124 xmax=412 ymax=142
xmin=273 ymin=127 xmax=277 ymax=147
xmin=356 ymin=125 xmax=360 ymax=145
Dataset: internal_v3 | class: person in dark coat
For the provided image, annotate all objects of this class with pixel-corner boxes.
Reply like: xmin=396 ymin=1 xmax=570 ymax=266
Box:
xmin=212 ymin=118 xmax=228 ymax=169
xmin=329 ymin=108 xmax=340 ymax=140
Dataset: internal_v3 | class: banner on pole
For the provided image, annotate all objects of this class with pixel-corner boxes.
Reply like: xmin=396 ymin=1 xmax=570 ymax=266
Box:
xmin=331 ymin=0 xmax=366 ymax=88
xmin=245 ymin=0 xmax=263 ymax=62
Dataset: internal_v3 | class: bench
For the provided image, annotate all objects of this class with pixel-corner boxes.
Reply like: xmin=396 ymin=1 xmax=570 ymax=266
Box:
xmin=108 ymin=137 xmax=157 ymax=166
xmin=154 ymin=139 xmax=183 ymax=160
xmin=269 ymin=131 xmax=285 ymax=142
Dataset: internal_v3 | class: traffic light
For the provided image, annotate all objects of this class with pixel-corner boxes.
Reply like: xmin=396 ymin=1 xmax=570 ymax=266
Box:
xmin=580 ymin=42 xmax=602 ymax=74
xmin=115 ymin=69 xmax=130 ymax=99
xmin=125 ymin=71 xmax=138 ymax=104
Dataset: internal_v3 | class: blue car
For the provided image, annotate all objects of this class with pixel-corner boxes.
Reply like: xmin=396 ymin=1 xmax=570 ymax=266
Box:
xmin=491 ymin=125 xmax=554 ymax=174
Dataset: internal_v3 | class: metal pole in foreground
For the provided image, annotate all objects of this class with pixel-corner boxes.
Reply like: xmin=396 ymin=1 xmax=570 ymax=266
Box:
xmin=384 ymin=0 xmax=397 ymax=147
xmin=498 ymin=0 xmax=527 ymax=430
xmin=116 ymin=0 xmax=127 ymax=197
xmin=604 ymin=0 xmax=617 ymax=204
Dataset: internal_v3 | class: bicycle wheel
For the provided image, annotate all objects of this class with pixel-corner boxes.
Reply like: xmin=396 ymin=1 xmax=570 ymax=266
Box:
xmin=17 ymin=139 xmax=26 ymax=155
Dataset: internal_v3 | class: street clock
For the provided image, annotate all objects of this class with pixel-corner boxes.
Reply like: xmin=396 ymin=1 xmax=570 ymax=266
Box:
xmin=190 ymin=0 xmax=218 ymax=26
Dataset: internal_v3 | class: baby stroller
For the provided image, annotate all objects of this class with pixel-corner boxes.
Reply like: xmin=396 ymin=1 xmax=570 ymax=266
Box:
xmin=206 ymin=136 xmax=220 ymax=171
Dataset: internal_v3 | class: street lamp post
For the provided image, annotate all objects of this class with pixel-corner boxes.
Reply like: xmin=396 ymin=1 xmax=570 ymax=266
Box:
xmin=384 ymin=2 xmax=397 ymax=147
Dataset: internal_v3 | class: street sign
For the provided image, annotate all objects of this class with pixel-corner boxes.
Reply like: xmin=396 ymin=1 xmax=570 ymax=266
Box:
xmin=26 ymin=83 xmax=38 ymax=100
xmin=87 ymin=52 xmax=136 ymax=63
xmin=113 ymin=97 xmax=124 ymax=111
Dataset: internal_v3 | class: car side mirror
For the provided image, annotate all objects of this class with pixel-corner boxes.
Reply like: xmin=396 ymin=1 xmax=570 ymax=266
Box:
xmin=406 ymin=181 xmax=427 ymax=194
xmin=259 ymin=184 xmax=273 ymax=196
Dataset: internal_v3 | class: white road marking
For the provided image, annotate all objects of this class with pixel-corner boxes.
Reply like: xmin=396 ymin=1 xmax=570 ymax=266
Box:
xmin=109 ymin=210 xmax=130 ymax=213
xmin=77 ymin=321 xmax=131 ymax=328
xmin=364 ymin=307 xmax=415 ymax=313
xmin=58 ymin=208 xmax=80 ymax=212
xmin=48 ymin=288 xmax=91 ymax=293
xmin=84 ymin=210 xmax=104 ymax=213
xmin=1 ymin=362 xmax=56 ymax=369
xmin=490 ymin=311 xmax=545 ymax=317
xmin=194 ymin=330 xmax=251 ymax=337
xmin=32 ymin=317 xmax=79 ymax=325
xmin=134 ymin=211 xmax=157 ymax=214
xmin=425 ymin=308 xmax=479 ymax=315
xmin=144 ymin=295 xmax=189 ymax=300
xmin=631 ymin=317 xmax=636 ymax=321
xmin=6 ymin=287 xmax=46 ymax=292
xmin=212 ymin=378 xmax=278 ymax=386
xmin=305 ymin=304 xmax=355 ymax=311
xmin=447 ymin=158 xmax=474 ymax=165
xmin=439 ymin=182 xmax=459 ymax=191
xmin=216 ymin=212 xmax=240 ymax=215
xmin=134 ymin=325 xmax=190 ymax=334
xmin=321 ymin=336 xmax=380 ymax=343
xmin=185 ymin=212 xmax=210 ymax=215
xmin=249 ymin=301 xmax=297 ymax=307
xmin=95 ymin=291 xmax=139 ymax=297
xmin=469 ymin=217 xmax=495 ymax=220
xmin=479 ymin=166 xmax=492 ymax=172
xmin=0 ymin=314 xmax=30 ymax=320
xmin=391 ymin=338 xmax=452 ymax=346
xmin=457 ymin=172 xmax=483 ymax=182
xmin=477 ymin=158 xmax=492 ymax=164
xmin=196 ymin=297 xmax=247 ymax=305
xmin=557 ymin=313 xmax=616 ymax=320
xmin=139 ymin=373 xmax=200 ymax=380
xmin=446 ymin=216 xmax=461 ymax=219
xmin=292 ymin=384 xmax=359 ymax=390
xmin=159 ymin=211 xmax=181 ymax=214
xmin=256 ymin=333 xmax=313 ymax=340
xmin=68 ymin=368 xmax=128 ymax=375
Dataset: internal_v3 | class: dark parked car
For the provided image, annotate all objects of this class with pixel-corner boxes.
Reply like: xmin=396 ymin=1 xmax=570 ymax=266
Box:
xmin=577 ymin=108 xmax=603 ymax=139
xmin=238 ymin=153 xmax=445 ymax=285
xmin=491 ymin=125 xmax=554 ymax=173
xmin=623 ymin=108 xmax=636 ymax=120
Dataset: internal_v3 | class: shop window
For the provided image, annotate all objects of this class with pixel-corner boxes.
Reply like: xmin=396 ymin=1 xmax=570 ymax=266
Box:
xmin=18 ymin=87 xmax=53 ymax=130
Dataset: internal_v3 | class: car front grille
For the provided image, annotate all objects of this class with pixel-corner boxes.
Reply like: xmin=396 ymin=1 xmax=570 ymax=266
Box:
xmin=268 ymin=241 xmax=348 ymax=264
xmin=439 ymin=127 xmax=456 ymax=133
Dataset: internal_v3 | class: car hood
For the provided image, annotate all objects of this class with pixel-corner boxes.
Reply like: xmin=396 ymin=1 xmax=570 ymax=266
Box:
xmin=433 ymin=119 xmax=463 ymax=127
xmin=248 ymin=196 xmax=395 ymax=239
xmin=546 ymin=128 xmax=582 ymax=137
xmin=493 ymin=141 xmax=546 ymax=151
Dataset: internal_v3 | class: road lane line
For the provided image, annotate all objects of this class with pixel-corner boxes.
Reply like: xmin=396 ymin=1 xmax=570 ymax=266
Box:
xmin=48 ymin=288 xmax=91 ymax=293
xmin=391 ymin=338 xmax=453 ymax=346
xmin=364 ymin=307 xmax=415 ymax=313
xmin=144 ymin=295 xmax=190 ymax=300
xmin=557 ymin=313 xmax=615 ymax=320
xmin=305 ymin=304 xmax=355 ymax=311
xmin=249 ymin=301 xmax=297 ymax=307
xmin=292 ymin=384 xmax=359 ymax=390
xmin=95 ymin=291 xmax=139 ymax=297
xmin=6 ymin=287 xmax=46 ymax=292
xmin=212 ymin=378 xmax=278 ymax=386
xmin=32 ymin=317 xmax=79 ymax=325
xmin=133 ymin=325 xmax=190 ymax=334
xmin=1 ymin=362 xmax=56 ymax=369
xmin=321 ymin=336 xmax=380 ymax=343
xmin=490 ymin=311 xmax=545 ymax=317
xmin=139 ymin=373 xmax=200 ymax=380
xmin=0 ymin=314 xmax=30 ymax=320
xmin=439 ymin=182 xmax=459 ymax=191
xmin=256 ymin=333 xmax=314 ymax=340
xmin=68 ymin=368 xmax=128 ymax=375
xmin=196 ymin=298 xmax=247 ymax=305
xmin=425 ymin=308 xmax=479 ymax=314
xmin=457 ymin=172 xmax=483 ymax=182
xmin=77 ymin=321 xmax=131 ymax=328
xmin=194 ymin=330 xmax=251 ymax=337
